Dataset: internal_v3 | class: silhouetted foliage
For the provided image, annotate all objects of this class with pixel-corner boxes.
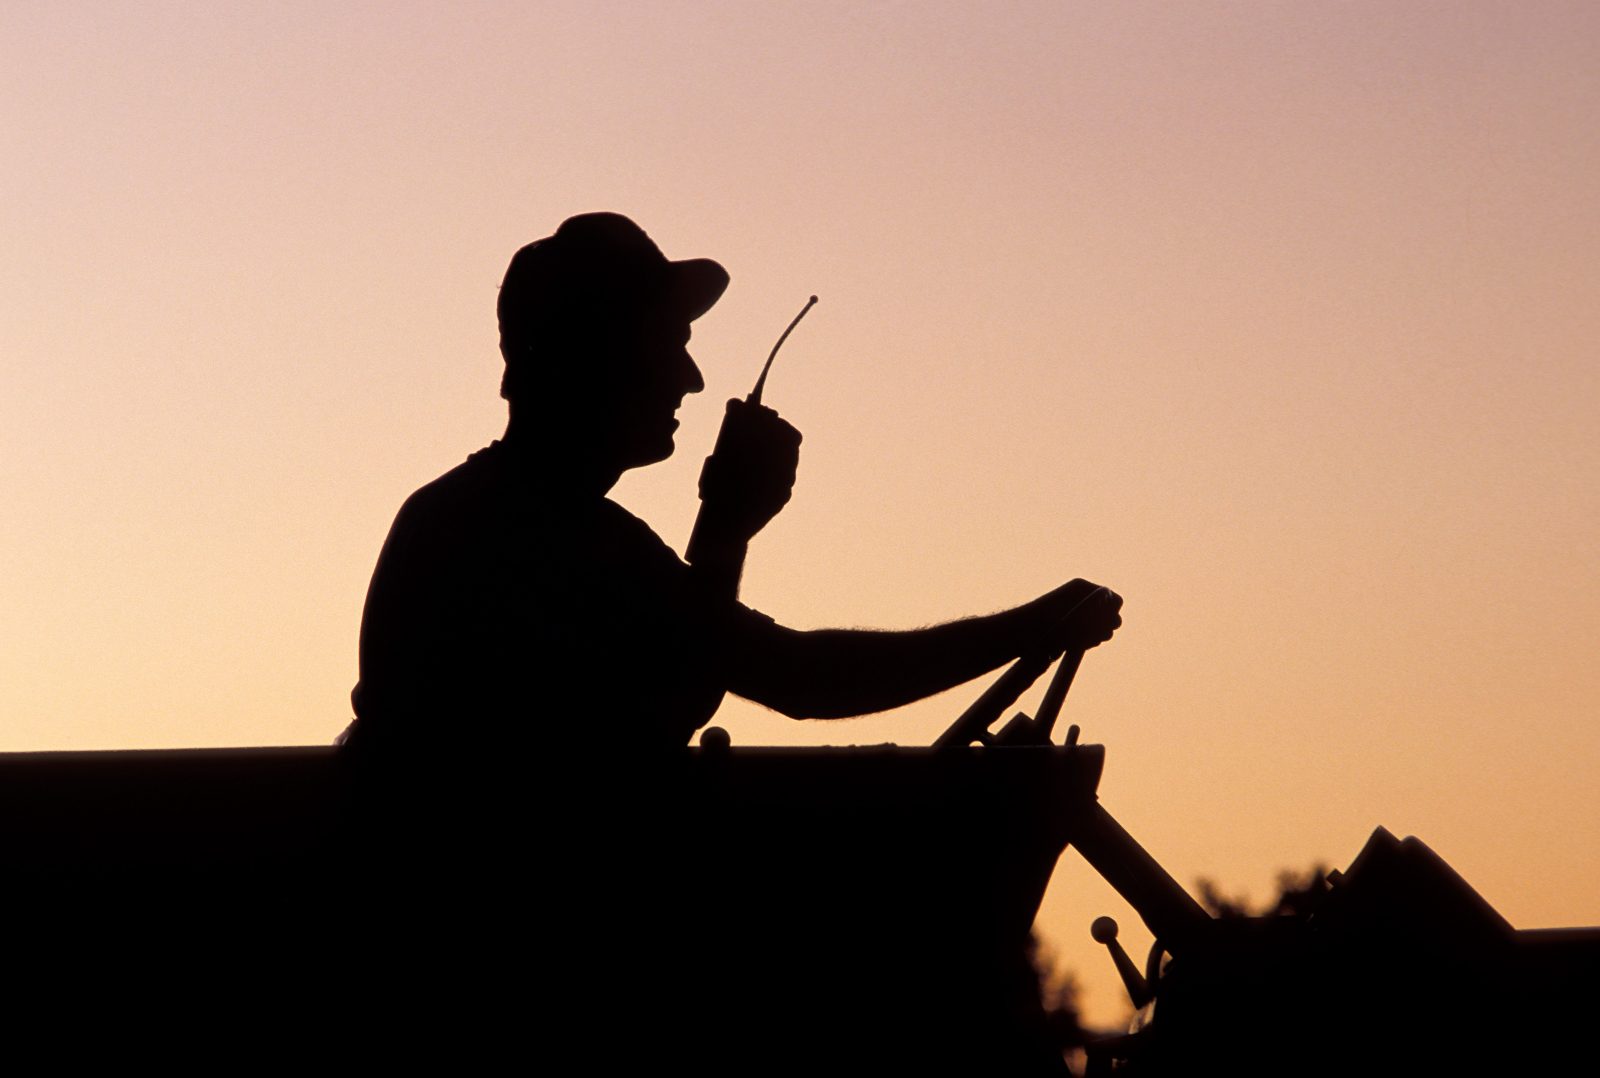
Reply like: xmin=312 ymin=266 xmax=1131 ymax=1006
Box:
xmin=1195 ymin=863 xmax=1331 ymax=920
xmin=1028 ymin=929 xmax=1091 ymax=1070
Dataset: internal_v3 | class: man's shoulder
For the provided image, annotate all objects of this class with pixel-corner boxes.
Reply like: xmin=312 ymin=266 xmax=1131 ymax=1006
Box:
xmin=399 ymin=442 xmax=509 ymax=517
xmin=384 ymin=443 xmax=683 ymax=567
xmin=369 ymin=442 xmax=515 ymax=568
xmin=382 ymin=438 xmax=518 ymax=534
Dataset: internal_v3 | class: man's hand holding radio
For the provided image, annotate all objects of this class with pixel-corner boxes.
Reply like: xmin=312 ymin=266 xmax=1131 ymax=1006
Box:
xmin=695 ymin=398 xmax=803 ymax=546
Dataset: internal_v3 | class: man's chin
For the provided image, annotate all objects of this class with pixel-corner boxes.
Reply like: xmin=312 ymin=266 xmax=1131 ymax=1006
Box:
xmin=628 ymin=433 xmax=676 ymax=468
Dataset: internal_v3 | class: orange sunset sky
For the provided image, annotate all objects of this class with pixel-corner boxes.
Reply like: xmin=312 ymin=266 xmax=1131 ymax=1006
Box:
xmin=4 ymin=2 xmax=1596 ymax=1024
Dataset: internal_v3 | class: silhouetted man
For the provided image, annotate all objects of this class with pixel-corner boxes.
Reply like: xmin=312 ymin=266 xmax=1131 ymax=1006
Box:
xmin=341 ymin=213 xmax=1122 ymax=1069
xmin=346 ymin=212 xmax=1120 ymax=758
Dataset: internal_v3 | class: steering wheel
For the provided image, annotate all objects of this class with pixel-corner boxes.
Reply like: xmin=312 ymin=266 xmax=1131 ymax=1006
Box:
xmin=932 ymin=645 xmax=1086 ymax=750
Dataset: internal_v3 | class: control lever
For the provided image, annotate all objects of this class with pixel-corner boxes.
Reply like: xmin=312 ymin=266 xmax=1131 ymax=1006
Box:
xmin=933 ymin=587 xmax=1107 ymax=750
xmin=1090 ymin=916 xmax=1154 ymax=1009
xmin=982 ymin=646 xmax=1088 ymax=746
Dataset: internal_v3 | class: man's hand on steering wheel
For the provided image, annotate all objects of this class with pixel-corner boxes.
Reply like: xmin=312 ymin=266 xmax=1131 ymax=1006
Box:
xmin=1044 ymin=579 xmax=1123 ymax=653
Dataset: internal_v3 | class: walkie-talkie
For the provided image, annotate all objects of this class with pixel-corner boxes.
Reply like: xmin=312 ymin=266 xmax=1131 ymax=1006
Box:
xmin=685 ymin=296 xmax=818 ymax=597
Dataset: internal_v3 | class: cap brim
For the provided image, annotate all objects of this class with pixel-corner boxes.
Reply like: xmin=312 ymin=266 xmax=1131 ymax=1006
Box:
xmin=667 ymin=258 xmax=730 ymax=322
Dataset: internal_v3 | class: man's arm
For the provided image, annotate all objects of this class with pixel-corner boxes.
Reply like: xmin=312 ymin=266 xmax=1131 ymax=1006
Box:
xmin=723 ymin=580 xmax=1121 ymax=720
xmin=685 ymin=404 xmax=1121 ymax=720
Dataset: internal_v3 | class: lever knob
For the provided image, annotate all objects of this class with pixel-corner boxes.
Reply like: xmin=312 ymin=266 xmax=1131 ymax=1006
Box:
xmin=1090 ymin=916 xmax=1152 ymax=1008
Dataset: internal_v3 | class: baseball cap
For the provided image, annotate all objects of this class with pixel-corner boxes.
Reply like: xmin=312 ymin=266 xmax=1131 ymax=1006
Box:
xmin=497 ymin=212 xmax=729 ymax=361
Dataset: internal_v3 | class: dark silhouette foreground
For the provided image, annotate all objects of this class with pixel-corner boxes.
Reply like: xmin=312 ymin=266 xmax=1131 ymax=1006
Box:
xmin=5 ymin=735 xmax=1596 ymax=1074
xmin=1 ymin=743 xmax=1098 ymax=1071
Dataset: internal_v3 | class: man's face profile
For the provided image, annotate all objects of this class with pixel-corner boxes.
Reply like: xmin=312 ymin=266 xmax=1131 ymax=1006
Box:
xmin=534 ymin=311 xmax=702 ymax=472
xmin=600 ymin=314 xmax=703 ymax=468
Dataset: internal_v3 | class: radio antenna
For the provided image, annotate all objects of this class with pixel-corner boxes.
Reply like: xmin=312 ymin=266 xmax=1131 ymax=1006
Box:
xmin=749 ymin=295 xmax=818 ymax=405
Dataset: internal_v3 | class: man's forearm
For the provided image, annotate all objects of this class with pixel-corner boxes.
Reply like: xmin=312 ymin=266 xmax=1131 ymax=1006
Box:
xmin=728 ymin=599 xmax=1062 ymax=720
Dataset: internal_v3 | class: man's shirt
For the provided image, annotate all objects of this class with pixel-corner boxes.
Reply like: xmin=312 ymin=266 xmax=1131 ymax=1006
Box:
xmin=350 ymin=440 xmax=769 ymax=754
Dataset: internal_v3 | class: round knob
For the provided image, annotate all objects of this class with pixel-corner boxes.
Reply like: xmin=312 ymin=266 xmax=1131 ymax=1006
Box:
xmin=1090 ymin=915 xmax=1151 ymax=1008
xmin=699 ymin=726 xmax=732 ymax=752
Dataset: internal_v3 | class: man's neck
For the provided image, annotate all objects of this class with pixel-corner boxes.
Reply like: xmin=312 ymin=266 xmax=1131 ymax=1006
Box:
xmin=501 ymin=412 xmax=623 ymax=497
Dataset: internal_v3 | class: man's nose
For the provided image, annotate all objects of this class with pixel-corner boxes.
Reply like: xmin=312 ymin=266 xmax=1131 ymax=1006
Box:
xmin=682 ymin=352 xmax=705 ymax=394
